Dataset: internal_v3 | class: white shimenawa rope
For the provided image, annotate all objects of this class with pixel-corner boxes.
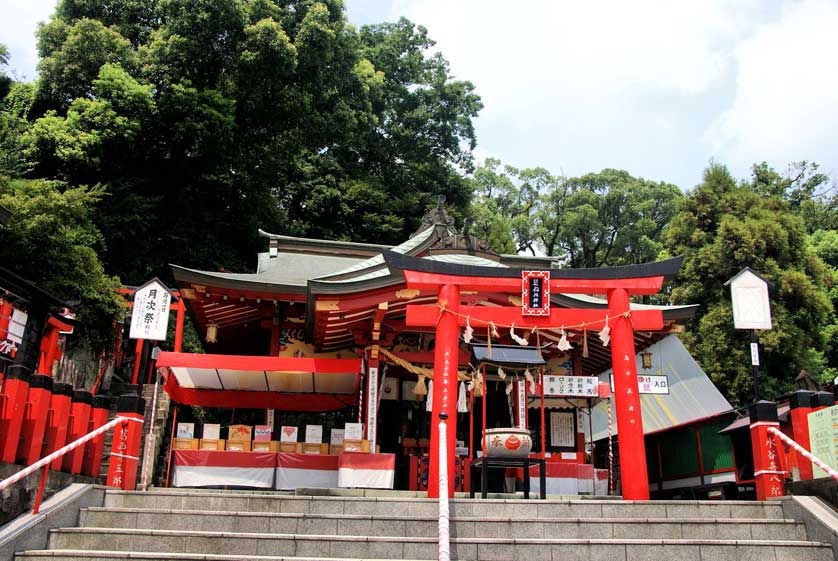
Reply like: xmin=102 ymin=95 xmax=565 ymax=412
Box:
xmin=767 ymin=427 xmax=838 ymax=481
xmin=437 ymin=418 xmax=450 ymax=561
xmin=0 ymin=416 xmax=142 ymax=492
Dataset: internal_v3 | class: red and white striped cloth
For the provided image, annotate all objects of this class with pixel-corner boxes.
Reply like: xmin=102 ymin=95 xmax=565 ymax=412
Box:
xmin=171 ymin=451 xmax=276 ymax=488
xmin=526 ymin=462 xmax=609 ymax=496
xmin=337 ymin=452 xmax=396 ymax=489
xmin=275 ymin=452 xmax=339 ymax=490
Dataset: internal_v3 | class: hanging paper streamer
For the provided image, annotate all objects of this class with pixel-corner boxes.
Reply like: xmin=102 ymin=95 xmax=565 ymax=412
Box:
xmin=463 ymin=316 xmax=474 ymax=344
xmin=599 ymin=317 xmax=611 ymax=346
xmin=524 ymin=369 xmax=534 ymax=383
xmin=497 ymin=367 xmax=506 ymax=380
xmin=426 ymin=380 xmax=434 ymax=412
xmin=582 ymin=329 xmax=589 ymax=358
xmin=505 ymin=380 xmax=513 ymax=395
xmin=510 ymin=323 xmax=528 ymax=346
xmin=457 ymin=381 xmax=468 ymax=413
xmin=557 ymin=328 xmax=573 ymax=351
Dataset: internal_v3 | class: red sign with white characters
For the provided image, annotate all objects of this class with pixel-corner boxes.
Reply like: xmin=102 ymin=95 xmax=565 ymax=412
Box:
xmin=521 ymin=271 xmax=550 ymax=316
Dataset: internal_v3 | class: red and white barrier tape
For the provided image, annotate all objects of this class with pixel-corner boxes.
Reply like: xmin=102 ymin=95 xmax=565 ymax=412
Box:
xmin=437 ymin=419 xmax=450 ymax=561
xmin=0 ymin=416 xmax=142 ymax=492
xmin=767 ymin=427 xmax=838 ymax=481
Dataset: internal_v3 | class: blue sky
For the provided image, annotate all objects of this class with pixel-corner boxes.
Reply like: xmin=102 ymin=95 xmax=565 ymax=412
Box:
xmin=3 ymin=0 xmax=837 ymax=191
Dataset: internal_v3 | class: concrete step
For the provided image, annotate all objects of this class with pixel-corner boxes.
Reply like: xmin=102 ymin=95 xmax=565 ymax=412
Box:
xmin=103 ymin=490 xmax=787 ymax=520
xmin=78 ymin=507 xmax=809 ymax=541
xmin=43 ymin=528 xmax=835 ymax=561
xmin=13 ymin=552 xmax=428 ymax=561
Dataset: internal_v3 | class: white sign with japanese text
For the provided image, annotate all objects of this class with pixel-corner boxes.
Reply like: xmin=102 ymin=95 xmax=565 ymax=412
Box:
xmin=129 ymin=279 xmax=171 ymax=341
xmin=517 ymin=381 xmax=527 ymax=429
xmin=609 ymin=375 xmax=669 ymax=394
xmin=543 ymin=375 xmax=598 ymax=397
xmin=366 ymin=367 xmax=378 ymax=449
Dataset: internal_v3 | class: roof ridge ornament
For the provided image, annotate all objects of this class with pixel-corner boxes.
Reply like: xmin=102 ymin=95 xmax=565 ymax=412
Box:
xmin=413 ymin=195 xmax=499 ymax=259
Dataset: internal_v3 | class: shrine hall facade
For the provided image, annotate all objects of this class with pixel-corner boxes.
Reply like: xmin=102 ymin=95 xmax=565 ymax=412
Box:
xmin=162 ymin=204 xmax=702 ymax=498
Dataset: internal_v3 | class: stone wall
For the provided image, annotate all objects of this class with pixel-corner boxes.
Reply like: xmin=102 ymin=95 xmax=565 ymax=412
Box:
xmin=0 ymin=462 xmax=97 ymax=524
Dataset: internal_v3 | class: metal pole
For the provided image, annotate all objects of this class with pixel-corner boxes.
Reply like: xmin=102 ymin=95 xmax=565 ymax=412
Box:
xmin=751 ymin=329 xmax=760 ymax=402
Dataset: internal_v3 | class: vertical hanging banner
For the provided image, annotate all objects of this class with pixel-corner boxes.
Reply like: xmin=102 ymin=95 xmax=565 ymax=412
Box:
xmin=521 ymin=271 xmax=550 ymax=316
xmin=129 ymin=278 xmax=172 ymax=341
xmin=366 ymin=366 xmax=378 ymax=452
xmin=516 ymin=381 xmax=527 ymax=429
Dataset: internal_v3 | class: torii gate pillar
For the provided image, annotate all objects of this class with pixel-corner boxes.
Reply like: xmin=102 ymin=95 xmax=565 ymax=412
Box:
xmin=428 ymin=284 xmax=460 ymax=498
xmin=607 ymin=288 xmax=649 ymax=499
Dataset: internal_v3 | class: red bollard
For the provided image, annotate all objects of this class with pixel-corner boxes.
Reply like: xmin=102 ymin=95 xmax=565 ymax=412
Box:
xmin=17 ymin=374 xmax=53 ymax=465
xmin=63 ymin=390 xmax=93 ymax=474
xmin=82 ymin=395 xmax=111 ymax=477
xmin=789 ymin=390 xmax=815 ymax=481
xmin=107 ymin=393 xmax=145 ymax=490
xmin=45 ymin=383 xmax=74 ymax=470
xmin=749 ymin=400 xmax=786 ymax=500
xmin=0 ymin=368 xmax=30 ymax=463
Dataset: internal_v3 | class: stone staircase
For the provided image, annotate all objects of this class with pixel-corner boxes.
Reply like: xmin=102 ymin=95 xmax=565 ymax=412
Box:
xmin=14 ymin=489 xmax=835 ymax=560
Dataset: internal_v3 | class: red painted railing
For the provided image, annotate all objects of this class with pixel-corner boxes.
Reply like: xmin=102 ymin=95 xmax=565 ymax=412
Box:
xmin=0 ymin=415 xmax=143 ymax=514
xmin=768 ymin=426 xmax=838 ymax=482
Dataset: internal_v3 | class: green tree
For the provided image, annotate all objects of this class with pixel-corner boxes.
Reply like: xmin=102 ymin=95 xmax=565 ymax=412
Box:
xmin=666 ymin=162 xmax=835 ymax=405
xmin=18 ymin=1 xmax=481 ymax=285
xmin=0 ymin=177 xmax=124 ymax=351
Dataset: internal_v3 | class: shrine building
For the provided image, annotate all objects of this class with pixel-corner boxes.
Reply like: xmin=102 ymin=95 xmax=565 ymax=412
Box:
xmin=157 ymin=202 xmax=722 ymax=499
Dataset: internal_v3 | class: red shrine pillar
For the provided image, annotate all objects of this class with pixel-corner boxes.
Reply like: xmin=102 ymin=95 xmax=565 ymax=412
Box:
xmin=607 ymin=287 xmax=649 ymax=500
xmin=173 ymin=299 xmax=186 ymax=353
xmin=45 ymin=382 xmax=74 ymax=469
xmin=107 ymin=393 xmax=145 ymax=490
xmin=17 ymin=374 xmax=53 ymax=465
xmin=82 ymin=395 xmax=112 ymax=477
xmin=0 ymin=368 xmax=30 ymax=463
xmin=428 ymin=284 xmax=460 ymax=499
xmin=63 ymin=390 xmax=93 ymax=474
xmin=749 ymin=400 xmax=786 ymax=500
xmin=788 ymin=390 xmax=815 ymax=481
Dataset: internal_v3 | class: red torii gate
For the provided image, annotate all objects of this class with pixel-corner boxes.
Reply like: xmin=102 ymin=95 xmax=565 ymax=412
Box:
xmin=384 ymin=251 xmax=684 ymax=500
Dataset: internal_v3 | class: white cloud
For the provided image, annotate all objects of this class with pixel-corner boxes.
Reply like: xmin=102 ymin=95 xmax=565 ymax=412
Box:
xmin=395 ymin=0 xmax=760 ymax=116
xmin=708 ymin=0 xmax=838 ymax=176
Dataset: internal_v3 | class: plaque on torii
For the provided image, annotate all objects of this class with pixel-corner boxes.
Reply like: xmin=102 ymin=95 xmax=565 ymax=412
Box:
xmin=384 ymin=250 xmax=684 ymax=500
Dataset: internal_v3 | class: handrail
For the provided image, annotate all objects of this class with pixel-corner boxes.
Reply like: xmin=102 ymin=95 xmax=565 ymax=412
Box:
xmin=768 ymin=426 xmax=838 ymax=481
xmin=437 ymin=415 xmax=450 ymax=561
xmin=0 ymin=415 xmax=143 ymax=514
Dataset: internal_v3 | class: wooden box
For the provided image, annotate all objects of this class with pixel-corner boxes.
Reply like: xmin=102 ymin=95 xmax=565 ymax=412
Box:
xmin=252 ymin=440 xmax=278 ymax=452
xmin=279 ymin=441 xmax=298 ymax=453
xmin=225 ymin=439 xmax=252 ymax=452
xmin=342 ymin=439 xmax=370 ymax=453
xmin=301 ymin=442 xmax=330 ymax=455
xmin=199 ymin=438 xmax=225 ymax=451
xmin=173 ymin=438 xmax=199 ymax=450
xmin=329 ymin=444 xmax=344 ymax=455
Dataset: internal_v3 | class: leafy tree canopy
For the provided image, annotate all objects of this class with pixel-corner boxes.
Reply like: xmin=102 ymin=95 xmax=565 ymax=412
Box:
xmin=6 ymin=1 xmax=480 ymax=284
xmin=0 ymin=176 xmax=124 ymax=352
xmin=665 ymin=162 xmax=836 ymax=404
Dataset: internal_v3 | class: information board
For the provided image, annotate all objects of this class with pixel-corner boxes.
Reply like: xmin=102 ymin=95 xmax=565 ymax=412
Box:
xmin=808 ymin=405 xmax=838 ymax=478
xmin=549 ymin=411 xmax=575 ymax=448
xmin=543 ymin=375 xmax=598 ymax=397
